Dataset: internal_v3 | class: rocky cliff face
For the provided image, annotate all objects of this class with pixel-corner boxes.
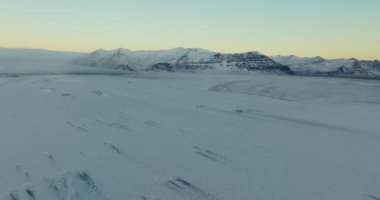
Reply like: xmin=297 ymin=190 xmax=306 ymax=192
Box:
xmin=209 ymin=52 xmax=292 ymax=73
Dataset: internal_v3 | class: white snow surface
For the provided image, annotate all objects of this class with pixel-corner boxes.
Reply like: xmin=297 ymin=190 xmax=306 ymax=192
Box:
xmin=1 ymin=49 xmax=380 ymax=200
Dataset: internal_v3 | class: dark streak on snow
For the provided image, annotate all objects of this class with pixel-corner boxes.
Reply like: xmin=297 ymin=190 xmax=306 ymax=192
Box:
xmin=366 ymin=194 xmax=380 ymax=200
xmin=196 ymin=152 xmax=220 ymax=162
xmin=66 ymin=121 xmax=75 ymax=128
xmin=78 ymin=171 xmax=98 ymax=190
xmin=44 ymin=169 xmax=106 ymax=200
xmin=77 ymin=126 xmax=90 ymax=133
xmin=193 ymin=146 xmax=227 ymax=164
xmin=47 ymin=153 xmax=55 ymax=161
xmin=61 ymin=93 xmax=72 ymax=97
xmin=205 ymin=150 xmax=223 ymax=158
xmin=26 ymin=189 xmax=36 ymax=200
xmin=103 ymin=142 xmax=128 ymax=158
xmin=67 ymin=121 xmax=90 ymax=133
xmin=166 ymin=177 xmax=215 ymax=200
xmin=192 ymin=146 xmax=201 ymax=151
xmin=195 ymin=105 xmax=206 ymax=109
xmin=9 ymin=191 xmax=19 ymax=200
xmin=108 ymin=122 xmax=134 ymax=132
xmin=144 ymin=120 xmax=161 ymax=128
xmin=136 ymin=194 xmax=157 ymax=200
xmin=10 ymin=194 xmax=19 ymax=200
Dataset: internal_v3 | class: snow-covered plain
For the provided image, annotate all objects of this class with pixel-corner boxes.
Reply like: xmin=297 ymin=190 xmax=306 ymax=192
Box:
xmin=1 ymin=49 xmax=380 ymax=200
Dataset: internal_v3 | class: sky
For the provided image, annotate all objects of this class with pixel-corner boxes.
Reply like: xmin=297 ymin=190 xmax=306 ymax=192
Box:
xmin=0 ymin=0 xmax=379 ymax=59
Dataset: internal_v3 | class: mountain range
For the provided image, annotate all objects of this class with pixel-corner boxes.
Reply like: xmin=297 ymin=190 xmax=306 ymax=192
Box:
xmin=271 ymin=55 xmax=380 ymax=78
xmin=0 ymin=47 xmax=378 ymax=79
xmin=73 ymin=47 xmax=292 ymax=74
xmin=74 ymin=48 xmax=380 ymax=79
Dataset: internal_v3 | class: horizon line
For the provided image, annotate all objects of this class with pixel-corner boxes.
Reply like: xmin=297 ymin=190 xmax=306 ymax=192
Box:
xmin=0 ymin=46 xmax=378 ymax=61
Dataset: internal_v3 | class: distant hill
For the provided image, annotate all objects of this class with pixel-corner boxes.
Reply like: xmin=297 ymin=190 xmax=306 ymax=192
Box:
xmin=271 ymin=55 xmax=380 ymax=79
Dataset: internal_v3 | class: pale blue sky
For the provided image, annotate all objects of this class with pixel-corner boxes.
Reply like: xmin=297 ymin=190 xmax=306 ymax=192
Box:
xmin=1 ymin=0 xmax=379 ymax=59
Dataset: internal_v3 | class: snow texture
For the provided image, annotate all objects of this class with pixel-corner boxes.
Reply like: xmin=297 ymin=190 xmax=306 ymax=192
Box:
xmin=0 ymin=48 xmax=380 ymax=200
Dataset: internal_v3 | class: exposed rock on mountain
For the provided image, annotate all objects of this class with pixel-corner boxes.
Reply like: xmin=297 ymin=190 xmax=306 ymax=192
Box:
xmin=74 ymin=48 xmax=379 ymax=78
xmin=271 ymin=55 xmax=380 ymax=78
xmin=74 ymin=48 xmax=292 ymax=74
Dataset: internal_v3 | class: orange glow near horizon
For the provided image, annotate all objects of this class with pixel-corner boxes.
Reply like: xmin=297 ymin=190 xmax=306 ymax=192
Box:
xmin=1 ymin=0 xmax=379 ymax=60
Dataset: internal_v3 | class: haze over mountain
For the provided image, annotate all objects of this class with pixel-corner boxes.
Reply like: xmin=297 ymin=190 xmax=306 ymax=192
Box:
xmin=0 ymin=48 xmax=85 ymax=75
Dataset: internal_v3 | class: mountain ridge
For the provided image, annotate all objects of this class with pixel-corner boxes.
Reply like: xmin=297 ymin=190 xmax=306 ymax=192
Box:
xmin=271 ymin=55 xmax=380 ymax=78
xmin=74 ymin=48 xmax=292 ymax=74
xmin=74 ymin=47 xmax=380 ymax=78
xmin=0 ymin=47 xmax=378 ymax=79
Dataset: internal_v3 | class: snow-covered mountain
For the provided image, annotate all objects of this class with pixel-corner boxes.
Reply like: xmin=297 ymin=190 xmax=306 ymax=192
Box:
xmin=271 ymin=55 xmax=380 ymax=78
xmin=75 ymin=48 xmax=380 ymax=79
xmin=74 ymin=48 xmax=292 ymax=74
xmin=2 ymin=48 xmax=378 ymax=79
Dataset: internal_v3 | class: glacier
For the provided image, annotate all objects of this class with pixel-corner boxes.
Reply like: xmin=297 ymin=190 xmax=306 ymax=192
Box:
xmin=0 ymin=48 xmax=380 ymax=200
